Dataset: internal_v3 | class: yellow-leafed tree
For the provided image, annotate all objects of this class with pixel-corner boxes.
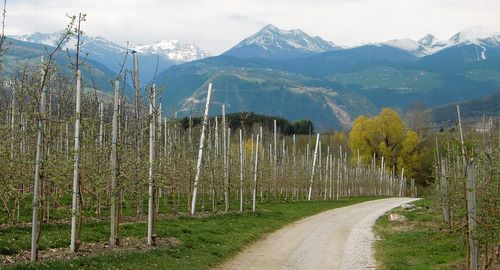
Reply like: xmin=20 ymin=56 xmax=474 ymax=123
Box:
xmin=348 ymin=108 xmax=422 ymax=179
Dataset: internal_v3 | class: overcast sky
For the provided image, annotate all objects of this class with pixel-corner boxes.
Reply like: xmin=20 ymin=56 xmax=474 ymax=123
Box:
xmin=6 ymin=0 xmax=500 ymax=54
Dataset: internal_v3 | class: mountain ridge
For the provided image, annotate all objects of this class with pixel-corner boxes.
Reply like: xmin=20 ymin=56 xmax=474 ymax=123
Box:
xmin=223 ymin=24 xmax=342 ymax=60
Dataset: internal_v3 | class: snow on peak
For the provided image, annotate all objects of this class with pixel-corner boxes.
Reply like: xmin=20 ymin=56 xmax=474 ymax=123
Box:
xmin=10 ymin=31 xmax=127 ymax=54
xmin=10 ymin=31 xmax=210 ymax=63
xmin=382 ymin=38 xmax=420 ymax=52
xmin=451 ymin=26 xmax=500 ymax=44
xmin=11 ymin=31 xmax=65 ymax=47
xmin=236 ymin=24 xmax=339 ymax=53
xmin=418 ymin=34 xmax=440 ymax=47
xmin=134 ymin=40 xmax=210 ymax=62
xmin=378 ymin=26 xmax=500 ymax=57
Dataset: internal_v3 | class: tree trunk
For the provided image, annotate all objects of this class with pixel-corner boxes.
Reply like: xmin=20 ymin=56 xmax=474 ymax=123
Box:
xmin=147 ymin=84 xmax=156 ymax=246
xmin=110 ymin=79 xmax=119 ymax=247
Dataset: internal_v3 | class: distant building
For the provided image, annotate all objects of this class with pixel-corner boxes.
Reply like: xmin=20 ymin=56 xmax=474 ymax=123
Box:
xmin=474 ymin=117 xmax=494 ymax=132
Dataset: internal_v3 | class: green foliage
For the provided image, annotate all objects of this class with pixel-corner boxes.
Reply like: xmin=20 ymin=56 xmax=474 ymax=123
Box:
xmin=348 ymin=108 xmax=426 ymax=179
xmin=429 ymin=91 xmax=500 ymax=123
xmin=179 ymin=112 xmax=314 ymax=135
xmin=329 ymin=66 xmax=443 ymax=92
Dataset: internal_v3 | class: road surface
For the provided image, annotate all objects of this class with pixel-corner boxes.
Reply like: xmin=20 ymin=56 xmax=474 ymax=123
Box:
xmin=218 ymin=197 xmax=420 ymax=270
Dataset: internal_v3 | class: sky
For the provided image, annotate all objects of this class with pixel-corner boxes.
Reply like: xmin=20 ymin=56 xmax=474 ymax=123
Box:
xmin=6 ymin=0 xmax=500 ymax=54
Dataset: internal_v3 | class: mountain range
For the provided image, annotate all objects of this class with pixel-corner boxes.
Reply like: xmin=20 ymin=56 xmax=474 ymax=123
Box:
xmin=10 ymin=32 xmax=210 ymax=84
xmin=224 ymin=24 xmax=342 ymax=60
xmin=6 ymin=24 xmax=500 ymax=131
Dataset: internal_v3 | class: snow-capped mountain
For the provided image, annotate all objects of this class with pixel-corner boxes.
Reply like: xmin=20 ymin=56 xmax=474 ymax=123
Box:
xmin=10 ymin=31 xmax=211 ymax=84
xmin=379 ymin=26 xmax=500 ymax=58
xmin=12 ymin=31 xmax=127 ymax=54
xmin=11 ymin=32 xmax=210 ymax=63
xmin=12 ymin=31 xmax=65 ymax=47
xmin=134 ymin=40 xmax=210 ymax=62
xmin=224 ymin=24 xmax=341 ymax=60
xmin=448 ymin=26 xmax=500 ymax=47
xmin=379 ymin=38 xmax=424 ymax=56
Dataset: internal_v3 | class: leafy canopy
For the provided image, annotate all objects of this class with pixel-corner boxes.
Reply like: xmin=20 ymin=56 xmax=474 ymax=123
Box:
xmin=348 ymin=108 xmax=423 ymax=178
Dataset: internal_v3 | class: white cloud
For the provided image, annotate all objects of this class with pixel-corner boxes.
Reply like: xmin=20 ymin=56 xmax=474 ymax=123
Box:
xmin=6 ymin=0 xmax=500 ymax=54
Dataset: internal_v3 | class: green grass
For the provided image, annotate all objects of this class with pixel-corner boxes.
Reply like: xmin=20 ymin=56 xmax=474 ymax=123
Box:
xmin=1 ymin=196 xmax=379 ymax=269
xmin=461 ymin=69 xmax=500 ymax=83
xmin=329 ymin=66 xmax=443 ymax=92
xmin=374 ymin=199 xmax=465 ymax=270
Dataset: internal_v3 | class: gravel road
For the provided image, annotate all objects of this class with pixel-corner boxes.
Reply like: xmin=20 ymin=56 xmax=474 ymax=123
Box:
xmin=218 ymin=197 xmax=420 ymax=270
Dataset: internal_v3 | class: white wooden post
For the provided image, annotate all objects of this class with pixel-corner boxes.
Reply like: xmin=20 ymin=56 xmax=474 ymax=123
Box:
xmin=191 ymin=83 xmax=213 ymax=215
xmin=70 ymin=70 xmax=82 ymax=252
xmin=292 ymin=134 xmax=297 ymax=200
xmin=324 ymin=147 xmax=329 ymax=200
xmin=307 ymin=134 xmax=320 ymax=201
xmin=239 ymin=129 xmax=244 ymax=212
xmin=252 ymin=134 xmax=260 ymax=211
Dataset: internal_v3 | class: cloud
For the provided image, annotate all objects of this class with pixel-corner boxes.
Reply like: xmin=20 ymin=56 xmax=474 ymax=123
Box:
xmin=6 ymin=0 xmax=500 ymax=54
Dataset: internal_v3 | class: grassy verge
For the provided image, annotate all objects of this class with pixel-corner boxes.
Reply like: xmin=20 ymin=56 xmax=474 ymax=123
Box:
xmin=2 ymin=196 xmax=378 ymax=270
xmin=374 ymin=199 xmax=465 ymax=269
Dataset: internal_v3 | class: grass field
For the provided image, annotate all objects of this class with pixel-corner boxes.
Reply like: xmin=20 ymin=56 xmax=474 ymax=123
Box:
xmin=1 ymin=196 xmax=380 ymax=270
xmin=329 ymin=66 xmax=443 ymax=92
xmin=374 ymin=199 xmax=465 ymax=269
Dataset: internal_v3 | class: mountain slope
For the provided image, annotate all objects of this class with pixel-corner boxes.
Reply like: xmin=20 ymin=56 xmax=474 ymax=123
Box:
xmin=274 ymin=45 xmax=417 ymax=77
xmin=11 ymin=32 xmax=210 ymax=84
xmin=134 ymin=40 xmax=210 ymax=62
xmin=429 ymin=91 xmax=500 ymax=122
xmin=4 ymin=37 xmax=120 ymax=91
xmin=155 ymin=56 xmax=376 ymax=131
xmin=154 ymin=40 xmax=500 ymax=130
xmin=380 ymin=26 xmax=500 ymax=58
xmin=224 ymin=24 xmax=340 ymax=60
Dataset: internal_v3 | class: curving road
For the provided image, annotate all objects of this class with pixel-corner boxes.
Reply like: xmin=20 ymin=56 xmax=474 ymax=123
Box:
xmin=218 ymin=197 xmax=420 ymax=270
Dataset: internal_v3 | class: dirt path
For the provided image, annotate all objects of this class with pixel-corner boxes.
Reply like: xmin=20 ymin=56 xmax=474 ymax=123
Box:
xmin=218 ymin=197 xmax=420 ymax=270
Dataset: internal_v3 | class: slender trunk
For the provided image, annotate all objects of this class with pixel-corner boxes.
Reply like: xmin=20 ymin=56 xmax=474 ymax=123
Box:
xmin=399 ymin=168 xmax=405 ymax=197
xmin=441 ymin=161 xmax=450 ymax=224
xmin=147 ymin=85 xmax=156 ymax=246
xmin=99 ymin=102 xmax=103 ymax=148
xmin=110 ymin=80 xmax=119 ymax=247
xmin=222 ymin=105 xmax=229 ymax=212
xmin=466 ymin=161 xmax=478 ymax=270
xmin=456 ymin=105 xmax=466 ymax=167
xmin=10 ymin=82 xmax=15 ymax=161
xmin=31 ymin=57 xmax=47 ymax=261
